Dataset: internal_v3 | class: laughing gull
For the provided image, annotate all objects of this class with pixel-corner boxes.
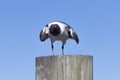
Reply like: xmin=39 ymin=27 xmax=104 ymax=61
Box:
xmin=40 ymin=21 xmax=79 ymax=56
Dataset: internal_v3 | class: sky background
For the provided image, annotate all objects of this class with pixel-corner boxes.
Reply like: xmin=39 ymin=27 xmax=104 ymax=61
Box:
xmin=0 ymin=0 xmax=120 ymax=80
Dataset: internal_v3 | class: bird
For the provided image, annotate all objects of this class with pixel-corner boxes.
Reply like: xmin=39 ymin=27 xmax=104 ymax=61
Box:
xmin=40 ymin=21 xmax=79 ymax=56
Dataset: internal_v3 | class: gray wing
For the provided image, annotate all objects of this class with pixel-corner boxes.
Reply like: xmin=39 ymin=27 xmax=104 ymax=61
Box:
xmin=67 ymin=27 xmax=79 ymax=44
xmin=39 ymin=27 xmax=49 ymax=41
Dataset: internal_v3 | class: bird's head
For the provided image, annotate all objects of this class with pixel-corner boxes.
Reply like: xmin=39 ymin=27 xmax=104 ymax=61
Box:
xmin=49 ymin=24 xmax=60 ymax=36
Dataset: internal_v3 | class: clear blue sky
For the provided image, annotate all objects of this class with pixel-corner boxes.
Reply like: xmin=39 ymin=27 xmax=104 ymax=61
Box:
xmin=0 ymin=0 xmax=120 ymax=80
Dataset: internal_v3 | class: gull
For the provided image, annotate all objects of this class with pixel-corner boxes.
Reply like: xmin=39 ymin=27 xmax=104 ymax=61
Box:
xmin=40 ymin=21 xmax=79 ymax=56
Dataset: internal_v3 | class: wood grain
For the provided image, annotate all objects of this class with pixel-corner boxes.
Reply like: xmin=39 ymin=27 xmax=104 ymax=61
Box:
xmin=36 ymin=55 xmax=93 ymax=80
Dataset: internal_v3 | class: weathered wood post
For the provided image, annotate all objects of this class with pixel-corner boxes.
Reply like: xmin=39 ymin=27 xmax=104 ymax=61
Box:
xmin=36 ymin=55 xmax=93 ymax=80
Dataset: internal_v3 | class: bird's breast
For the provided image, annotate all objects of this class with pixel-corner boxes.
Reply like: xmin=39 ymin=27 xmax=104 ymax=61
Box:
xmin=49 ymin=32 xmax=68 ymax=42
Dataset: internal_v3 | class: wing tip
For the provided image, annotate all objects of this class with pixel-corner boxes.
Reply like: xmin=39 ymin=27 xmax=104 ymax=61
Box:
xmin=76 ymin=37 xmax=79 ymax=44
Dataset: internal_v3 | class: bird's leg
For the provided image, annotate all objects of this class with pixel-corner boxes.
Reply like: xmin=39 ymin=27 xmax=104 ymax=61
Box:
xmin=62 ymin=45 xmax=64 ymax=56
xmin=52 ymin=44 xmax=54 ymax=56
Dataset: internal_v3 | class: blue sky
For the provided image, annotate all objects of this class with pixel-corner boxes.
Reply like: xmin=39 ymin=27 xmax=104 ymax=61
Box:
xmin=0 ymin=0 xmax=120 ymax=80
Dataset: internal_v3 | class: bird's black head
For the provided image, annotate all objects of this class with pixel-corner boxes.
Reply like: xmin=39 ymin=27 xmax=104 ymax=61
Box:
xmin=49 ymin=24 xmax=60 ymax=36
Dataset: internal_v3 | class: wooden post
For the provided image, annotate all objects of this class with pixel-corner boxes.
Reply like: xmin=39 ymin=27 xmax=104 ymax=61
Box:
xmin=36 ymin=55 xmax=93 ymax=80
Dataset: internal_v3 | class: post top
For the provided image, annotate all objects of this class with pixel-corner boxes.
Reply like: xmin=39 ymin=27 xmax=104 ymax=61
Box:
xmin=36 ymin=54 xmax=93 ymax=59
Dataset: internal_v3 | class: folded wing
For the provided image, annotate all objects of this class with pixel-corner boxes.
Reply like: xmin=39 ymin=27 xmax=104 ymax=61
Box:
xmin=39 ymin=27 xmax=49 ymax=41
xmin=72 ymin=31 xmax=79 ymax=44
xmin=67 ymin=27 xmax=79 ymax=44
